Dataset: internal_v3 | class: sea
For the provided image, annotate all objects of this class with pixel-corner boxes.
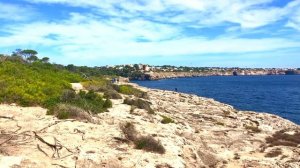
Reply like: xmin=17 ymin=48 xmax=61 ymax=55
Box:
xmin=133 ymin=75 xmax=300 ymax=125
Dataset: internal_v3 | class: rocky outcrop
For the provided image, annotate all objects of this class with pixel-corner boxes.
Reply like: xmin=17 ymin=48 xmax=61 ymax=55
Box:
xmin=0 ymin=84 xmax=299 ymax=168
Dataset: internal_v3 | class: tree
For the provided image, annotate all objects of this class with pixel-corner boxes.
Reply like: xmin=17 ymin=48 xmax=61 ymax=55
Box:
xmin=41 ymin=57 xmax=50 ymax=63
xmin=66 ymin=64 xmax=76 ymax=72
xmin=27 ymin=55 xmax=39 ymax=63
xmin=21 ymin=49 xmax=38 ymax=59
xmin=12 ymin=49 xmax=22 ymax=57
xmin=133 ymin=64 xmax=140 ymax=70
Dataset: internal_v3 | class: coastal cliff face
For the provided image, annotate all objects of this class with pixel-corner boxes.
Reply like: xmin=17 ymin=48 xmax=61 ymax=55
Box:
xmin=145 ymin=70 xmax=288 ymax=80
xmin=0 ymin=84 xmax=299 ymax=168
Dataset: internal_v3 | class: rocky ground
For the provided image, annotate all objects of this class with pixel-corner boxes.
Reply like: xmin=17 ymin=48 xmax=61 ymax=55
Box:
xmin=0 ymin=83 xmax=299 ymax=168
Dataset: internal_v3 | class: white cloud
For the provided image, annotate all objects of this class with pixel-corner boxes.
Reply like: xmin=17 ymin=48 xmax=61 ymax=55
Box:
xmin=1 ymin=12 xmax=299 ymax=64
xmin=285 ymin=2 xmax=300 ymax=31
xmin=0 ymin=2 xmax=36 ymax=21
xmin=22 ymin=0 xmax=300 ymax=29
xmin=1 ymin=0 xmax=299 ymax=66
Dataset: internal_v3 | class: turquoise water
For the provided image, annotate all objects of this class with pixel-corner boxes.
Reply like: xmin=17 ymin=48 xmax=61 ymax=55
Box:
xmin=134 ymin=75 xmax=300 ymax=125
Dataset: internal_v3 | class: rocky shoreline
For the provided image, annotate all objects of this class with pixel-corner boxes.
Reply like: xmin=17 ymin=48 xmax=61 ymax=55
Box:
xmin=140 ymin=70 xmax=300 ymax=80
xmin=0 ymin=83 xmax=299 ymax=168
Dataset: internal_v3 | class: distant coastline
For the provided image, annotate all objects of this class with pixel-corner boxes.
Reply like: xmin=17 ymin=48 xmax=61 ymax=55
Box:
xmin=134 ymin=69 xmax=300 ymax=80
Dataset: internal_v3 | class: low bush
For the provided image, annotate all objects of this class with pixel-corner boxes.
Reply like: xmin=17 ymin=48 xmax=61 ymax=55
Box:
xmin=103 ymin=99 xmax=113 ymax=108
xmin=161 ymin=115 xmax=174 ymax=124
xmin=115 ymin=85 xmax=148 ymax=99
xmin=82 ymin=78 xmax=112 ymax=92
xmin=120 ymin=122 xmax=165 ymax=154
xmin=60 ymin=89 xmax=76 ymax=102
xmin=130 ymin=105 xmax=137 ymax=114
xmin=123 ymin=98 xmax=154 ymax=114
xmin=104 ymin=90 xmax=122 ymax=99
xmin=52 ymin=103 xmax=92 ymax=121
xmin=134 ymin=136 xmax=165 ymax=154
xmin=120 ymin=122 xmax=138 ymax=141
xmin=47 ymin=90 xmax=111 ymax=118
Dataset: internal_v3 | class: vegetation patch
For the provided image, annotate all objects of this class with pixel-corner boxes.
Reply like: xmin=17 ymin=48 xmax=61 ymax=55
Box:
xmin=244 ymin=125 xmax=261 ymax=133
xmin=62 ymin=90 xmax=111 ymax=114
xmin=156 ymin=164 xmax=173 ymax=168
xmin=103 ymin=90 xmax=122 ymax=99
xmin=123 ymin=98 xmax=154 ymax=114
xmin=265 ymin=130 xmax=300 ymax=147
xmin=120 ymin=122 xmax=138 ymax=141
xmin=215 ymin=121 xmax=225 ymax=126
xmin=82 ymin=78 xmax=113 ymax=92
xmin=160 ymin=115 xmax=174 ymax=124
xmin=46 ymin=89 xmax=112 ymax=121
xmin=115 ymin=85 xmax=148 ymax=99
xmin=50 ymin=103 xmax=92 ymax=121
xmin=134 ymin=136 xmax=165 ymax=154
xmin=265 ymin=148 xmax=282 ymax=158
xmin=103 ymin=98 xmax=113 ymax=108
xmin=130 ymin=105 xmax=137 ymax=114
xmin=0 ymin=58 xmax=82 ymax=106
xmin=120 ymin=122 xmax=165 ymax=154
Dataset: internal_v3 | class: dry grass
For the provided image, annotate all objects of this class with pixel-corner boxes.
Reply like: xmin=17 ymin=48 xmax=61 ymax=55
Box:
xmin=52 ymin=103 xmax=92 ymax=121
xmin=156 ymin=163 xmax=173 ymax=168
xmin=160 ymin=115 xmax=174 ymax=124
xmin=266 ymin=130 xmax=300 ymax=147
xmin=120 ymin=122 xmax=138 ymax=141
xmin=104 ymin=90 xmax=122 ymax=99
xmin=265 ymin=148 xmax=282 ymax=158
xmin=134 ymin=136 xmax=165 ymax=154
xmin=123 ymin=98 xmax=154 ymax=114
xmin=244 ymin=125 xmax=261 ymax=133
xmin=120 ymin=122 xmax=165 ymax=154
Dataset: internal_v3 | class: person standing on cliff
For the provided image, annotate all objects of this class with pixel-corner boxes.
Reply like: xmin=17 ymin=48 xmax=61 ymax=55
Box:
xmin=175 ymin=88 xmax=178 ymax=92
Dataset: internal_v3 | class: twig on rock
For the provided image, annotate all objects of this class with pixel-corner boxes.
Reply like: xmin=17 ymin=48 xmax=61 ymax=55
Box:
xmin=0 ymin=136 xmax=13 ymax=146
xmin=0 ymin=116 xmax=14 ymax=120
xmin=37 ymin=144 xmax=49 ymax=157
xmin=74 ymin=128 xmax=85 ymax=140
xmin=33 ymin=131 xmax=62 ymax=158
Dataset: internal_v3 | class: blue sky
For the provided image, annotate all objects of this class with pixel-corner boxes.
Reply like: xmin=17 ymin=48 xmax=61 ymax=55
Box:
xmin=0 ymin=0 xmax=300 ymax=67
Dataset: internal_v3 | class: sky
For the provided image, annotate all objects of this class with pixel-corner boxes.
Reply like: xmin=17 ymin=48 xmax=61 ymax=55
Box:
xmin=0 ymin=0 xmax=300 ymax=67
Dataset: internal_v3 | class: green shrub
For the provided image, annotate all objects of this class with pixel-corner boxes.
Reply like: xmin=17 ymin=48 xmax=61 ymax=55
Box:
xmin=161 ymin=115 xmax=174 ymax=124
xmin=43 ymin=97 xmax=60 ymax=109
xmin=46 ymin=109 xmax=54 ymax=115
xmin=57 ymin=111 xmax=69 ymax=119
xmin=104 ymin=90 xmax=122 ymax=99
xmin=0 ymin=60 xmax=82 ymax=106
xmin=123 ymin=98 xmax=154 ymax=114
xmin=60 ymin=89 xmax=76 ymax=102
xmin=103 ymin=99 xmax=113 ymax=108
xmin=116 ymin=85 xmax=148 ymax=99
xmin=82 ymin=78 xmax=112 ymax=92
xmin=56 ymin=90 xmax=111 ymax=114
